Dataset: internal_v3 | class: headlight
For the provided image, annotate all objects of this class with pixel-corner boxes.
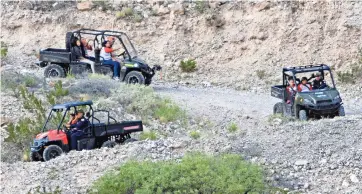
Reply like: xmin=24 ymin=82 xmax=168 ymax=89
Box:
xmin=134 ymin=63 xmax=139 ymax=68
xmin=334 ymin=95 xmax=340 ymax=100
xmin=304 ymin=99 xmax=314 ymax=104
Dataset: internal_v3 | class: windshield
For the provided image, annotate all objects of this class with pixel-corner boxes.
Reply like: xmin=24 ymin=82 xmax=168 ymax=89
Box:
xmin=291 ymin=70 xmax=336 ymax=91
xmin=43 ymin=109 xmax=68 ymax=131
xmin=119 ymin=34 xmax=137 ymax=59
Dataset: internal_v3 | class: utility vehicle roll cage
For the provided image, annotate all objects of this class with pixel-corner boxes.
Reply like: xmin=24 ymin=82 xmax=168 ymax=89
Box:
xmin=68 ymin=28 xmax=138 ymax=59
xmin=281 ymin=64 xmax=335 ymax=87
xmin=42 ymin=100 xmax=118 ymax=133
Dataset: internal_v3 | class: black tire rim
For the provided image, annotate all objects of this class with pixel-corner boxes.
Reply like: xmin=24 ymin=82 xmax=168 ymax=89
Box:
xmin=49 ymin=150 xmax=60 ymax=158
xmin=128 ymin=76 xmax=139 ymax=84
xmin=47 ymin=68 xmax=60 ymax=77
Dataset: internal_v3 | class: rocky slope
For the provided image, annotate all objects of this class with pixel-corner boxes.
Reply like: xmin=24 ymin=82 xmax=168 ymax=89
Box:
xmin=1 ymin=1 xmax=362 ymax=88
xmin=1 ymin=1 xmax=362 ymax=194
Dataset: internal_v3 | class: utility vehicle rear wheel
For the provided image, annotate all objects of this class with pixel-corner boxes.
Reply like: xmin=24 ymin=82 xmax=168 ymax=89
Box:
xmin=102 ymin=141 xmax=117 ymax=148
xmin=273 ymin=102 xmax=283 ymax=115
xmin=44 ymin=64 xmax=66 ymax=78
xmin=43 ymin=145 xmax=63 ymax=161
xmin=299 ymin=110 xmax=308 ymax=121
xmin=338 ymin=105 xmax=345 ymax=116
xmin=123 ymin=138 xmax=137 ymax=144
xmin=125 ymin=71 xmax=145 ymax=85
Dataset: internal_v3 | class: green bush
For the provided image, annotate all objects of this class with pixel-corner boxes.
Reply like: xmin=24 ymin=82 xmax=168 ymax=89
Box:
xmin=1 ymin=72 xmax=24 ymax=97
xmin=180 ymin=59 xmax=197 ymax=72
xmin=91 ymin=153 xmax=268 ymax=194
xmin=227 ymin=122 xmax=238 ymax=133
xmin=189 ymin=130 xmax=200 ymax=139
xmin=133 ymin=13 xmax=143 ymax=23
xmin=337 ymin=48 xmax=362 ymax=84
xmin=116 ymin=7 xmax=133 ymax=19
xmin=154 ymin=99 xmax=185 ymax=123
xmin=195 ymin=1 xmax=209 ymax=13
xmin=24 ymin=75 xmax=38 ymax=87
xmin=1 ymin=41 xmax=8 ymax=58
xmin=140 ymin=131 xmax=157 ymax=140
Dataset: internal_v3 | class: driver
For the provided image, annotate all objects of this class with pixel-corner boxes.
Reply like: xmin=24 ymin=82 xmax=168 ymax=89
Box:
xmin=65 ymin=110 xmax=89 ymax=150
xmin=312 ymin=72 xmax=325 ymax=90
xmin=100 ymin=40 xmax=121 ymax=81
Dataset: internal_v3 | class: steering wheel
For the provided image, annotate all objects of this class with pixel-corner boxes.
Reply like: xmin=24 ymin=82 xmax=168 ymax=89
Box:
xmin=62 ymin=125 xmax=70 ymax=133
xmin=117 ymin=50 xmax=126 ymax=58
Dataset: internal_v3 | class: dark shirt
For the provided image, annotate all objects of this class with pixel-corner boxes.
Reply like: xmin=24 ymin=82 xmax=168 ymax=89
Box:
xmin=72 ymin=46 xmax=83 ymax=60
xmin=70 ymin=117 xmax=89 ymax=132
xmin=312 ymin=79 xmax=325 ymax=90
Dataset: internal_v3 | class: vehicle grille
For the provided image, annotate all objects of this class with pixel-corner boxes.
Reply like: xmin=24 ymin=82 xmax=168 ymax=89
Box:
xmin=317 ymin=100 xmax=332 ymax=104
xmin=34 ymin=142 xmax=38 ymax=146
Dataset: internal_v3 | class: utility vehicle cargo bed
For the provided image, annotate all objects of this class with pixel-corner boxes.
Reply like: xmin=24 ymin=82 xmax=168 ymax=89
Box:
xmin=39 ymin=48 xmax=71 ymax=63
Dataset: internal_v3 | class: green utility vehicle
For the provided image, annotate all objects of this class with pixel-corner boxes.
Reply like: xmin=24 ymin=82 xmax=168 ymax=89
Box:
xmin=271 ymin=64 xmax=345 ymax=120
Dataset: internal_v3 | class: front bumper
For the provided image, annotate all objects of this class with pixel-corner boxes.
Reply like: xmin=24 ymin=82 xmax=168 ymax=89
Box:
xmin=30 ymin=139 xmax=46 ymax=152
xmin=305 ymin=103 xmax=341 ymax=114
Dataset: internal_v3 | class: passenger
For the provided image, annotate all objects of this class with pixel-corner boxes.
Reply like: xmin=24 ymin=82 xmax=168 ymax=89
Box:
xmin=100 ymin=40 xmax=121 ymax=80
xmin=297 ymin=77 xmax=312 ymax=92
xmin=66 ymin=112 xmax=78 ymax=125
xmin=65 ymin=110 xmax=89 ymax=150
xmin=72 ymin=39 xmax=96 ymax=73
xmin=312 ymin=72 xmax=325 ymax=90
xmin=286 ymin=77 xmax=297 ymax=104
xmin=81 ymin=38 xmax=95 ymax=61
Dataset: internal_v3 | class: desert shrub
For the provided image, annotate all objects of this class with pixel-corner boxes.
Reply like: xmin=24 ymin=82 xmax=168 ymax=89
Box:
xmin=154 ymin=99 xmax=185 ymax=123
xmin=337 ymin=48 xmax=362 ymax=84
xmin=133 ymin=13 xmax=143 ymax=22
xmin=227 ymin=122 xmax=238 ymax=133
xmin=180 ymin=59 xmax=197 ymax=72
xmin=140 ymin=131 xmax=157 ymax=140
xmin=91 ymin=153 xmax=268 ymax=193
xmin=256 ymin=70 xmax=267 ymax=79
xmin=23 ymin=74 xmax=39 ymax=87
xmin=69 ymin=78 xmax=118 ymax=98
xmin=111 ymin=84 xmax=186 ymax=122
xmin=189 ymin=130 xmax=200 ymax=139
xmin=195 ymin=1 xmax=209 ymax=13
xmin=1 ymin=41 xmax=8 ymax=58
xmin=0 ymin=71 xmax=24 ymax=97
xmin=27 ymin=186 xmax=62 ymax=194
xmin=88 ymin=73 xmax=110 ymax=80
xmin=336 ymin=63 xmax=362 ymax=84
xmin=116 ymin=7 xmax=133 ymax=19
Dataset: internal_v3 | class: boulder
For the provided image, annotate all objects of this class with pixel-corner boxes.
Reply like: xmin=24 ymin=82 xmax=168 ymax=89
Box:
xmin=168 ymin=3 xmax=184 ymax=15
xmin=77 ymin=1 xmax=93 ymax=11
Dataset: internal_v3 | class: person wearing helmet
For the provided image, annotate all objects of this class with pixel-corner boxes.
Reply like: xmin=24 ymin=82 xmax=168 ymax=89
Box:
xmin=312 ymin=72 xmax=326 ymax=89
xmin=297 ymin=77 xmax=312 ymax=92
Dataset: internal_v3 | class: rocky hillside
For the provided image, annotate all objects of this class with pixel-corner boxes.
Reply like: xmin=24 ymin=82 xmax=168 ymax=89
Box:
xmin=1 ymin=1 xmax=362 ymax=87
xmin=1 ymin=1 xmax=362 ymax=194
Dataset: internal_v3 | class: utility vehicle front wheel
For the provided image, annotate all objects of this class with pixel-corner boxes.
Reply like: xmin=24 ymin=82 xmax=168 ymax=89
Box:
xmin=43 ymin=145 xmax=63 ymax=161
xmin=273 ymin=102 xmax=284 ymax=115
xmin=102 ymin=141 xmax=117 ymax=148
xmin=299 ymin=110 xmax=308 ymax=121
xmin=125 ymin=71 xmax=145 ymax=85
xmin=338 ymin=105 xmax=345 ymax=116
xmin=44 ymin=64 xmax=66 ymax=78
